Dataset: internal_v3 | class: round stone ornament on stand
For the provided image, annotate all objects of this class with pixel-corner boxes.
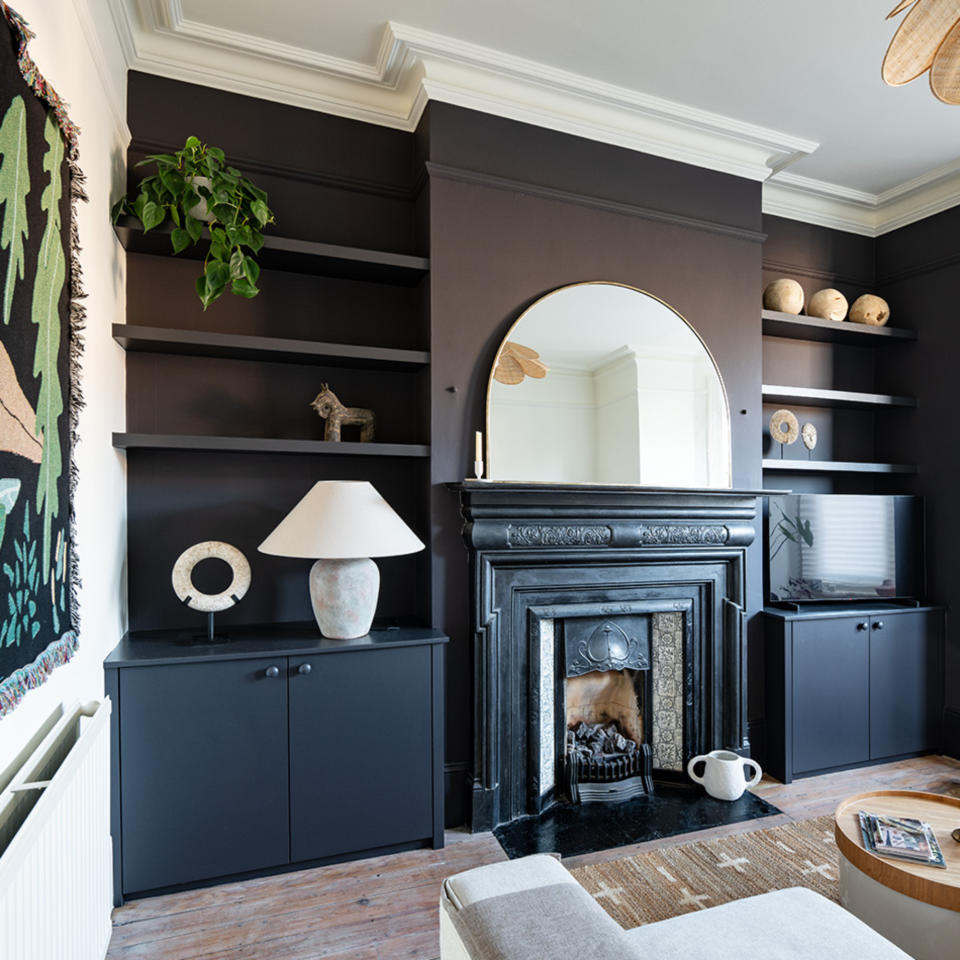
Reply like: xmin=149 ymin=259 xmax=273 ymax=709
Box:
xmin=849 ymin=294 xmax=890 ymax=326
xmin=762 ymin=278 xmax=804 ymax=314
xmin=172 ymin=541 xmax=251 ymax=641
xmin=807 ymin=288 xmax=848 ymax=322
xmin=801 ymin=422 xmax=818 ymax=455
xmin=769 ymin=409 xmax=799 ymax=447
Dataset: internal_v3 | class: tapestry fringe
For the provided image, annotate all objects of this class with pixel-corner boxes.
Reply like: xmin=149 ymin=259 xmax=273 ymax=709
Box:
xmin=0 ymin=632 xmax=79 ymax=717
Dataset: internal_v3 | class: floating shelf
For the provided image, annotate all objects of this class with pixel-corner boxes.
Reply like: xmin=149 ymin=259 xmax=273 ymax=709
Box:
xmin=762 ymin=459 xmax=915 ymax=475
xmin=761 ymin=310 xmax=916 ymax=344
xmin=762 ymin=384 xmax=915 ymax=410
xmin=114 ymin=217 xmax=430 ymax=286
xmin=113 ymin=433 xmax=430 ymax=458
xmin=113 ymin=324 xmax=429 ymax=370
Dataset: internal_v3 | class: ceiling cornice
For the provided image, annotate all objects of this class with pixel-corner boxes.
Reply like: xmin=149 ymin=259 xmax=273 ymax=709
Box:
xmin=116 ymin=3 xmax=960 ymax=234
xmin=762 ymin=160 xmax=960 ymax=237
xmin=119 ymin=7 xmax=817 ymax=183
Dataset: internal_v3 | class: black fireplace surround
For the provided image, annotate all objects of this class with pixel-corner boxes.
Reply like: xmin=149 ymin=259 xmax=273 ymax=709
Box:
xmin=455 ymin=482 xmax=763 ymax=832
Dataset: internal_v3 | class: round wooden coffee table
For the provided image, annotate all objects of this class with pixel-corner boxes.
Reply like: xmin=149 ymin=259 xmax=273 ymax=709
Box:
xmin=834 ymin=790 xmax=960 ymax=960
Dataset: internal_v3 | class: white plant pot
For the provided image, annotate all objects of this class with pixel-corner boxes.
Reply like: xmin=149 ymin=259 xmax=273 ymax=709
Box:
xmin=687 ymin=749 xmax=762 ymax=801
xmin=185 ymin=175 xmax=216 ymax=223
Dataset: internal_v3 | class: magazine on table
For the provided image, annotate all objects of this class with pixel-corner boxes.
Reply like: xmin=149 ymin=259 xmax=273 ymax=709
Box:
xmin=857 ymin=811 xmax=946 ymax=868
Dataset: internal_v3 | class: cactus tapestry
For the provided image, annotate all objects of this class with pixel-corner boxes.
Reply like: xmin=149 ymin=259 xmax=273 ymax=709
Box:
xmin=0 ymin=5 xmax=83 ymax=717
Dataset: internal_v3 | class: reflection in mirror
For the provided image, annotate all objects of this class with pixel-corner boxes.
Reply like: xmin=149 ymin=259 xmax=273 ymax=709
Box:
xmin=486 ymin=283 xmax=731 ymax=487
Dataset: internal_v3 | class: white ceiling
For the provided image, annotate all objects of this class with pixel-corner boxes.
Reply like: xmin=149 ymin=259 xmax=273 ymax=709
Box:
xmin=111 ymin=0 xmax=960 ymax=235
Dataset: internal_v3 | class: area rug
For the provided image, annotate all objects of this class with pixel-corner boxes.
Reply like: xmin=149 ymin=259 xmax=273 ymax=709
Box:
xmin=570 ymin=815 xmax=838 ymax=928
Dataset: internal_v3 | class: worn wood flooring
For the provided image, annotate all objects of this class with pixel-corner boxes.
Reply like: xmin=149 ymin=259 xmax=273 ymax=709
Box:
xmin=107 ymin=754 xmax=960 ymax=960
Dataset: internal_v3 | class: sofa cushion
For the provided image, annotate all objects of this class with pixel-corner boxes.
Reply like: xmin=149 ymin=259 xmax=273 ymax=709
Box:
xmin=622 ymin=886 xmax=911 ymax=959
xmin=451 ymin=882 xmax=643 ymax=960
xmin=443 ymin=853 xmax=574 ymax=910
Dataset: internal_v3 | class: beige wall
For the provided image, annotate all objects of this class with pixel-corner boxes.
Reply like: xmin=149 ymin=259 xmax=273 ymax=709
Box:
xmin=0 ymin=0 xmax=128 ymax=771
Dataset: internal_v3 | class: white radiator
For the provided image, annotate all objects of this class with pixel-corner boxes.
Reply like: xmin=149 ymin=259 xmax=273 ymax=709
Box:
xmin=0 ymin=699 xmax=113 ymax=960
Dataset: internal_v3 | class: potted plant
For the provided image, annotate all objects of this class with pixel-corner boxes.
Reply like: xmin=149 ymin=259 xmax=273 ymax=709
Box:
xmin=111 ymin=136 xmax=275 ymax=309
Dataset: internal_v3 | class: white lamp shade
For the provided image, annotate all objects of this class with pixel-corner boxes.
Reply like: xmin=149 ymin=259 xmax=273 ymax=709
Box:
xmin=258 ymin=480 xmax=425 ymax=559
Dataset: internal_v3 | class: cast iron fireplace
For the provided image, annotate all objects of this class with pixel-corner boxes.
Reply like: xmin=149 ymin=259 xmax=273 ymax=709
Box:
xmin=456 ymin=482 xmax=762 ymax=832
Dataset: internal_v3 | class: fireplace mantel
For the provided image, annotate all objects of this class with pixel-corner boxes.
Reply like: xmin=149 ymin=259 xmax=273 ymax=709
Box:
xmin=452 ymin=482 xmax=772 ymax=832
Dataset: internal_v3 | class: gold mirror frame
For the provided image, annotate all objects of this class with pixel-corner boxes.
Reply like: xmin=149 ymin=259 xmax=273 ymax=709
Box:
xmin=484 ymin=281 xmax=733 ymax=487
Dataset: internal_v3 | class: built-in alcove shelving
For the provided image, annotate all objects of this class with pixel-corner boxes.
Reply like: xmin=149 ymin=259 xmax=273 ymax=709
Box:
xmin=113 ymin=433 xmax=431 ymax=458
xmin=761 ymin=459 xmax=915 ymax=475
xmin=761 ymin=310 xmax=916 ymax=344
xmin=761 ymin=384 xmax=915 ymax=410
xmin=761 ymin=306 xmax=917 ymax=483
xmin=114 ymin=217 xmax=430 ymax=286
xmin=113 ymin=324 xmax=430 ymax=370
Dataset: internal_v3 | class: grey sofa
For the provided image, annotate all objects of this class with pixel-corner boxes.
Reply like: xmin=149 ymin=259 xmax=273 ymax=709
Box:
xmin=439 ymin=853 xmax=912 ymax=959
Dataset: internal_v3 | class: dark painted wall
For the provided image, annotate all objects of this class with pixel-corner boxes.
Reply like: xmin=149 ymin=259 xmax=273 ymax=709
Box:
xmin=875 ymin=206 xmax=960 ymax=755
xmin=423 ymin=104 xmax=766 ymax=820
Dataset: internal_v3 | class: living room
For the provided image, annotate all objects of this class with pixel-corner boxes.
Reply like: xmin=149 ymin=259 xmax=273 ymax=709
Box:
xmin=0 ymin=2 xmax=958 ymax=959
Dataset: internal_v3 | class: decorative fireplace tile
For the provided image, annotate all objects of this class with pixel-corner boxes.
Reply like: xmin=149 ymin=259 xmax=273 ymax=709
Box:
xmin=652 ymin=612 xmax=684 ymax=771
xmin=539 ymin=619 xmax=555 ymax=796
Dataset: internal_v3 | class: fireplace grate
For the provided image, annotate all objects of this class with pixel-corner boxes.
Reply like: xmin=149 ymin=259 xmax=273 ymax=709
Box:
xmin=565 ymin=742 xmax=654 ymax=803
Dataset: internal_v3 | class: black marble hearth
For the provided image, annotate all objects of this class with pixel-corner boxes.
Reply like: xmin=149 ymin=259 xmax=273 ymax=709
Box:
xmin=493 ymin=785 xmax=781 ymax=859
xmin=455 ymin=482 xmax=767 ymax=833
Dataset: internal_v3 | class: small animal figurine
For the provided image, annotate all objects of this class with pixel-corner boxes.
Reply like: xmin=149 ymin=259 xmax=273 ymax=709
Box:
xmin=310 ymin=384 xmax=375 ymax=442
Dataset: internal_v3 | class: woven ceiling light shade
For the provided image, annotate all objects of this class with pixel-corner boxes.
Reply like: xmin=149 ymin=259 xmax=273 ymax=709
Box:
xmin=883 ymin=0 xmax=960 ymax=104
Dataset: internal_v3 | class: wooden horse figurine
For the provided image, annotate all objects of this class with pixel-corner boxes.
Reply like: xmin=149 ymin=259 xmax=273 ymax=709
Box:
xmin=310 ymin=384 xmax=376 ymax=442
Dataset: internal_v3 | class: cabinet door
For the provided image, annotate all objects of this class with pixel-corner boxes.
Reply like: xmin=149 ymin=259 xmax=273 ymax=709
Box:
xmin=870 ymin=612 xmax=940 ymax=759
xmin=792 ymin=618 xmax=870 ymax=774
xmin=289 ymin=646 xmax=433 ymax=862
xmin=120 ymin=657 xmax=289 ymax=893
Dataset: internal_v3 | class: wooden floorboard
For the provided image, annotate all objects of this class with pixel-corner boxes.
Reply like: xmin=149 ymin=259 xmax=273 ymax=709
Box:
xmin=108 ymin=755 xmax=960 ymax=960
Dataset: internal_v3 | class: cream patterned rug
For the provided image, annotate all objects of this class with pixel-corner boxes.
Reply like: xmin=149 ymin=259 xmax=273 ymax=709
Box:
xmin=570 ymin=816 xmax=839 ymax=928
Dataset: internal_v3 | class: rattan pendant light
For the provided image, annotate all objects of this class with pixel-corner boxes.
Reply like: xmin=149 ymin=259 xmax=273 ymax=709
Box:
xmin=883 ymin=0 xmax=960 ymax=104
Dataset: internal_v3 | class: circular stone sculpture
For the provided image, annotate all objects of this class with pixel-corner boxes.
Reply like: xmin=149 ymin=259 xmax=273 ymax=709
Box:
xmin=762 ymin=278 xmax=804 ymax=315
xmin=807 ymin=288 xmax=848 ymax=322
xmin=849 ymin=294 xmax=890 ymax=326
xmin=770 ymin=409 xmax=799 ymax=446
xmin=172 ymin=541 xmax=251 ymax=612
xmin=801 ymin=422 xmax=818 ymax=451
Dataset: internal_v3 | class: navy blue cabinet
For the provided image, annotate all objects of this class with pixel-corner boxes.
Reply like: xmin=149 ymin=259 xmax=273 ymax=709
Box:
xmin=105 ymin=625 xmax=446 ymax=903
xmin=763 ymin=605 xmax=943 ymax=783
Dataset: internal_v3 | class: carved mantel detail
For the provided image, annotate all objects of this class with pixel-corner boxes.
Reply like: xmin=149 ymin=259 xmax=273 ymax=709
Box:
xmin=507 ymin=524 xmax=613 ymax=547
xmin=637 ymin=523 xmax=729 ymax=545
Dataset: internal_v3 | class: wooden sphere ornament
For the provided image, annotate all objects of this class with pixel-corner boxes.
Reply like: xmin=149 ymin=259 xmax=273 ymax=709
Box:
xmin=762 ymin=278 xmax=804 ymax=315
xmin=849 ymin=294 xmax=890 ymax=327
xmin=807 ymin=288 xmax=848 ymax=322
xmin=172 ymin=541 xmax=251 ymax=612
xmin=770 ymin=409 xmax=799 ymax=446
xmin=801 ymin=422 xmax=818 ymax=451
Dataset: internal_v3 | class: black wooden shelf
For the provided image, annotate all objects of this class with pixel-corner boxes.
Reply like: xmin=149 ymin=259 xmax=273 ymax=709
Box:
xmin=761 ymin=310 xmax=916 ymax=344
xmin=114 ymin=217 xmax=430 ymax=286
xmin=762 ymin=459 xmax=915 ymax=475
xmin=762 ymin=384 xmax=915 ymax=410
xmin=112 ymin=324 xmax=429 ymax=370
xmin=113 ymin=433 xmax=430 ymax=458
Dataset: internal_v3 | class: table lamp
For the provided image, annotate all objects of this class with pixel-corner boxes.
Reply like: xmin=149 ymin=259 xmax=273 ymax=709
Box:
xmin=258 ymin=480 xmax=425 ymax=639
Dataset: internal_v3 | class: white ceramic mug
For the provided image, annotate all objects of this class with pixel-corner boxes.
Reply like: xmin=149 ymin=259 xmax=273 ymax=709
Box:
xmin=687 ymin=749 xmax=762 ymax=801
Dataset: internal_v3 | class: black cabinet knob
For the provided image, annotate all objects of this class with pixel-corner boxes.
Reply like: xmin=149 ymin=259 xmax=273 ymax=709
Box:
xmin=856 ymin=621 xmax=868 ymax=631
xmin=264 ymin=665 xmax=280 ymax=678
xmin=873 ymin=620 xmax=884 ymax=631
xmin=298 ymin=663 xmax=312 ymax=675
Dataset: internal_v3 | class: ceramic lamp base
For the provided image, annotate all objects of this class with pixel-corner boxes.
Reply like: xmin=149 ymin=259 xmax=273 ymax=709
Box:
xmin=308 ymin=557 xmax=379 ymax=639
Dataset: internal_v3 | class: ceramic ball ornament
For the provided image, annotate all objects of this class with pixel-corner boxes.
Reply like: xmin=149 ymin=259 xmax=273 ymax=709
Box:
xmin=762 ymin=278 xmax=804 ymax=315
xmin=807 ymin=288 xmax=848 ymax=322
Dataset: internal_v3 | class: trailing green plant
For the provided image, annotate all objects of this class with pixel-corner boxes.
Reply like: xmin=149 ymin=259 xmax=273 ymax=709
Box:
xmin=2 ymin=501 xmax=41 ymax=648
xmin=111 ymin=136 xmax=275 ymax=310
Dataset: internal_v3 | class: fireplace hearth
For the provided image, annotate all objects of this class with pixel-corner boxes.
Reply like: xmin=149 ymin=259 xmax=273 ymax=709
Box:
xmin=456 ymin=482 xmax=765 ymax=833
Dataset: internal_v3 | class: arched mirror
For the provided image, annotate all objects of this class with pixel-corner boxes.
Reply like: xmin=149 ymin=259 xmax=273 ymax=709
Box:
xmin=486 ymin=282 xmax=731 ymax=487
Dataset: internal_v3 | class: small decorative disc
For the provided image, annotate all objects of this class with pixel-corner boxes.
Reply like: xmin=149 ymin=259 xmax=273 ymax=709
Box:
xmin=769 ymin=409 xmax=799 ymax=446
xmin=172 ymin=541 xmax=251 ymax=612
xmin=801 ymin=422 xmax=818 ymax=451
